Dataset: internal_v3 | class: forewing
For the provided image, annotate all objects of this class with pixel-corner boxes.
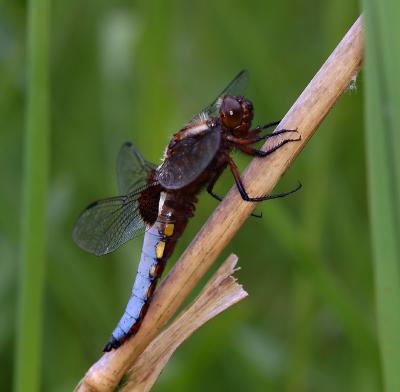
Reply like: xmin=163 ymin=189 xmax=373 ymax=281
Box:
xmin=157 ymin=127 xmax=221 ymax=189
xmin=73 ymin=193 xmax=147 ymax=256
xmin=190 ymin=70 xmax=249 ymax=124
xmin=117 ymin=142 xmax=157 ymax=195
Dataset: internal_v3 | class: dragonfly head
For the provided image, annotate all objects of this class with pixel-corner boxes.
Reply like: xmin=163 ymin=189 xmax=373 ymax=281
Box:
xmin=219 ymin=95 xmax=253 ymax=136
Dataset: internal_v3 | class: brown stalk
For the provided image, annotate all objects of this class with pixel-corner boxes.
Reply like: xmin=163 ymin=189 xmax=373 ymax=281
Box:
xmin=121 ymin=254 xmax=247 ymax=391
xmin=75 ymin=16 xmax=363 ymax=392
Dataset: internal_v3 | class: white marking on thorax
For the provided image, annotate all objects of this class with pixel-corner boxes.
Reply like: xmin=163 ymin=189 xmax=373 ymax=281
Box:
xmin=158 ymin=121 xmax=211 ymax=167
xmin=158 ymin=191 xmax=166 ymax=215
xmin=180 ymin=121 xmax=210 ymax=139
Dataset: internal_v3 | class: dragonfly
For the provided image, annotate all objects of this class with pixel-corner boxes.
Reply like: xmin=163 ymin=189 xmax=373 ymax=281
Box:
xmin=73 ymin=70 xmax=301 ymax=352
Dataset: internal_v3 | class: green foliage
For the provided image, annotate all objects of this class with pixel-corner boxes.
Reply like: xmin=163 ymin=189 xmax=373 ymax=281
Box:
xmin=15 ymin=0 xmax=50 ymax=391
xmin=363 ymin=0 xmax=400 ymax=390
xmin=0 ymin=0 xmax=384 ymax=390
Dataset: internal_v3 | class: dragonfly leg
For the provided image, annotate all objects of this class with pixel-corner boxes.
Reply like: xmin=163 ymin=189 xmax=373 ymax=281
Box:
xmin=226 ymin=134 xmax=262 ymax=145
xmin=226 ymin=129 xmax=299 ymax=145
xmin=237 ymin=132 xmax=301 ymax=157
xmin=207 ymin=176 xmax=223 ymax=202
xmin=256 ymin=120 xmax=281 ymax=130
xmin=227 ymin=157 xmax=302 ymax=202
xmin=244 ymin=120 xmax=281 ymax=138
xmin=253 ymin=128 xmax=299 ymax=142
xmin=207 ymin=167 xmax=263 ymax=218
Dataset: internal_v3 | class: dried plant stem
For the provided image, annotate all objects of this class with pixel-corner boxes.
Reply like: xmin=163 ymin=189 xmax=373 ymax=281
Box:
xmin=75 ymin=16 xmax=363 ymax=392
xmin=121 ymin=254 xmax=246 ymax=391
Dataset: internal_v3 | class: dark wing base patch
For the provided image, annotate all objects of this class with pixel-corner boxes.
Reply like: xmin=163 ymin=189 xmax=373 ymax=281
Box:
xmin=157 ymin=129 xmax=221 ymax=190
xmin=72 ymin=188 xmax=160 ymax=256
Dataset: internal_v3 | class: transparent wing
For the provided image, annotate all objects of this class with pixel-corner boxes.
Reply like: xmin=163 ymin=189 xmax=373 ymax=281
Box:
xmin=73 ymin=191 xmax=148 ymax=256
xmin=157 ymin=127 xmax=221 ymax=189
xmin=117 ymin=141 xmax=157 ymax=195
xmin=157 ymin=71 xmax=248 ymax=189
xmin=189 ymin=70 xmax=249 ymax=124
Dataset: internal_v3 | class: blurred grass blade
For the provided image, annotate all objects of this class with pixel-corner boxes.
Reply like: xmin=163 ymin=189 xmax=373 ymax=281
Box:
xmin=14 ymin=0 xmax=50 ymax=391
xmin=264 ymin=204 xmax=377 ymax=359
xmin=362 ymin=3 xmax=400 ymax=391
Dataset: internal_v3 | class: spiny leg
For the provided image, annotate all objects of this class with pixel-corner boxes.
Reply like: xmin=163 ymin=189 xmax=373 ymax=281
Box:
xmin=227 ymin=157 xmax=302 ymax=202
xmin=252 ymin=128 xmax=300 ymax=142
xmin=225 ymin=129 xmax=300 ymax=145
xmin=251 ymin=121 xmax=282 ymax=134
xmin=206 ymin=173 xmax=223 ymax=202
xmin=207 ymin=168 xmax=263 ymax=218
xmin=257 ymin=120 xmax=281 ymax=130
xmin=244 ymin=120 xmax=281 ymax=138
xmin=237 ymin=132 xmax=301 ymax=158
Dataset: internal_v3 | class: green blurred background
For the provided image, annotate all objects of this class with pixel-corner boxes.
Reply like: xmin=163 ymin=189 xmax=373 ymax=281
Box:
xmin=1 ymin=1 xmax=380 ymax=391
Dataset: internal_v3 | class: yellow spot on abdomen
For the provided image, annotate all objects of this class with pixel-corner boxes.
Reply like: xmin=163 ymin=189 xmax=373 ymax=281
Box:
xmin=155 ymin=241 xmax=166 ymax=259
xmin=164 ymin=223 xmax=174 ymax=237
xmin=149 ymin=263 xmax=158 ymax=278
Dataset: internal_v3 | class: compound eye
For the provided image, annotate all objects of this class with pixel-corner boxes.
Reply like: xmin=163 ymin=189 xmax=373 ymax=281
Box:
xmin=220 ymin=96 xmax=243 ymax=128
